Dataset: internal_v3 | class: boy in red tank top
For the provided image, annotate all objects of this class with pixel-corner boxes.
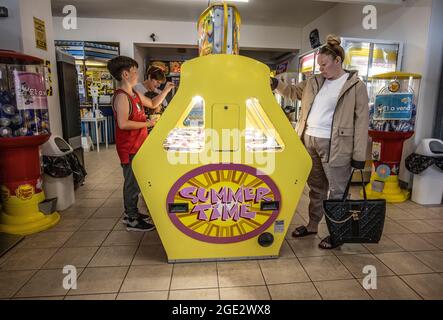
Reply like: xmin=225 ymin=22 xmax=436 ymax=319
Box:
xmin=107 ymin=56 xmax=174 ymax=231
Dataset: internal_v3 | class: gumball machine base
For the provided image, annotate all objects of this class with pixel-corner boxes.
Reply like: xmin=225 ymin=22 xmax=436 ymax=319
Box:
xmin=364 ymin=174 xmax=410 ymax=203
xmin=0 ymin=135 xmax=60 ymax=236
xmin=0 ymin=199 xmax=60 ymax=236
xmin=361 ymin=131 xmax=413 ymax=203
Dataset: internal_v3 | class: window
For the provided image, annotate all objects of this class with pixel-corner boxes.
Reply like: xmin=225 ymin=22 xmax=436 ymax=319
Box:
xmin=163 ymin=96 xmax=205 ymax=152
xmin=245 ymin=98 xmax=284 ymax=152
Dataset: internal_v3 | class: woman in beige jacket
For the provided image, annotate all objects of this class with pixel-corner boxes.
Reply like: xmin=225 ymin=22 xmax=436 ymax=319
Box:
xmin=272 ymin=35 xmax=369 ymax=249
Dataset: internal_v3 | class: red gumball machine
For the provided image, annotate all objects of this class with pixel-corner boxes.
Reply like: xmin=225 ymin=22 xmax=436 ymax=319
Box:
xmin=0 ymin=50 xmax=59 ymax=235
xmin=365 ymin=72 xmax=421 ymax=202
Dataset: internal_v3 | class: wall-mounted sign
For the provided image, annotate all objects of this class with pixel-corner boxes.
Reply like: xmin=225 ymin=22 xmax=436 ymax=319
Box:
xmin=167 ymin=164 xmax=281 ymax=244
xmin=33 ymin=17 xmax=47 ymax=51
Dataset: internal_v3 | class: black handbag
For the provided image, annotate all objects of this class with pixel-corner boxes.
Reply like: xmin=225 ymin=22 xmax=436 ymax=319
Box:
xmin=323 ymin=169 xmax=386 ymax=244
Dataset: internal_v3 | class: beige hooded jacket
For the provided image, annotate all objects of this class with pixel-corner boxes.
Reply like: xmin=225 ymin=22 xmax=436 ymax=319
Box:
xmin=276 ymin=70 xmax=369 ymax=168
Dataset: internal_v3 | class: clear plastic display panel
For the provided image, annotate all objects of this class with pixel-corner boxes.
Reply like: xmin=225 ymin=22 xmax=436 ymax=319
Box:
xmin=0 ymin=63 xmax=50 ymax=138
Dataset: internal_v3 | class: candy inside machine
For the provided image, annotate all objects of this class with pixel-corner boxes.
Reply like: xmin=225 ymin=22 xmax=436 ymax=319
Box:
xmin=0 ymin=54 xmax=50 ymax=138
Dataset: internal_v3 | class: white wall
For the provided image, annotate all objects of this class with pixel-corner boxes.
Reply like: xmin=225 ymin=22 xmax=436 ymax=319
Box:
xmin=301 ymin=0 xmax=432 ymax=75
xmin=0 ymin=0 xmax=23 ymax=51
xmin=52 ymin=17 xmax=302 ymax=57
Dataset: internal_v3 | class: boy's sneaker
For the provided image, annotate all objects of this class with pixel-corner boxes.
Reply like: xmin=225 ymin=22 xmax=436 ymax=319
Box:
xmin=122 ymin=213 xmax=153 ymax=224
xmin=125 ymin=217 xmax=155 ymax=232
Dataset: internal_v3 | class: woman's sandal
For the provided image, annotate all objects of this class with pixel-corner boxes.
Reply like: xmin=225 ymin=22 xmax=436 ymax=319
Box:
xmin=318 ymin=236 xmax=341 ymax=250
xmin=292 ymin=225 xmax=318 ymax=238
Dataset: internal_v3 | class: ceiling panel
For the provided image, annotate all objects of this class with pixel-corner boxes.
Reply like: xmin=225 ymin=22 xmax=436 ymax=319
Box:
xmin=51 ymin=0 xmax=337 ymax=27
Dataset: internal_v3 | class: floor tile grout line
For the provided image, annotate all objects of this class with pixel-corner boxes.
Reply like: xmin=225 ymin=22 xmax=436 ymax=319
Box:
xmin=64 ymin=292 xmax=118 ymax=300
xmin=292 ymin=255 xmax=324 ymax=300
xmin=374 ymin=250 xmax=437 ymax=275
xmin=167 ymin=263 xmax=175 ymax=300
xmin=74 ymin=227 xmax=113 ymax=270
xmin=311 ymin=281 xmax=325 ymax=300
xmin=8 ymin=233 xmax=77 ymax=299
xmin=407 ymin=250 xmax=443 ymax=273
xmin=336 ymin=252 xmax=397 ymax=280
xmin=385 ymin=234 xmax=440 ymax=252
xmin=12 ymin=267 xmax=86 ymax=300
xmin=65 ymin=265 xmax=123 ymax=298
xmin=8 ymin=269 xmax=39 ymax=299
xmin=115 ymin=228 xmax=144 ymax=299
xmin=351 ymin=270 xmax=375 ymax=300
xmin=219 ymin=282 xmax=308 ymax=289
xmin=256 ymin=259 xmax=273 ymax=300
xmin=414 ymin=233 xmax=443 ymax=250
xmin=396 ymin=274 xmax=426 ymax=300
xmin=216 ymin=261 xmax=221 ymax=300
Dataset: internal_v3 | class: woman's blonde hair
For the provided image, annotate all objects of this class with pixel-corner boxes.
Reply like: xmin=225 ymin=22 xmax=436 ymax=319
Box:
xmin=318 ymin=34 xmax=345 ymax=63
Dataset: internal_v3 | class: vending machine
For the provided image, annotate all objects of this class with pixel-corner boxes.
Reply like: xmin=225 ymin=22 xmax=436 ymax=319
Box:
xmin=0 ymin=50 xmax=59 ymax=235
xmin=132 ymin=3 xmax=312 ymax=262
xmin=365 ymin=72 xmax=421 ymax=202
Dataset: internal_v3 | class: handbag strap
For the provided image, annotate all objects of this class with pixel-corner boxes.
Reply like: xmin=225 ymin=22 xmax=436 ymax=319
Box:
xmin=341 ymin=169 xmax=367 ymax=202
xmin=324 ymin=169 xmax=368 ymax=225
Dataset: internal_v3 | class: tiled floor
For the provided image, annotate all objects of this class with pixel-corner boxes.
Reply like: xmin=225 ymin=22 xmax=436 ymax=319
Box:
xmin=1 ymin=146 xmax=442 ymax=300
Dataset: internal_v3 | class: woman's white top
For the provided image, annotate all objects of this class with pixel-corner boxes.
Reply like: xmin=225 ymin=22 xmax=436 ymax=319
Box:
xmin=305 ymin=72 xmax=348 ymax=139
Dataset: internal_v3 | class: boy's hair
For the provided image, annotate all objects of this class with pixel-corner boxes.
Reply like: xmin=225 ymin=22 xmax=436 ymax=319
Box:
xmin=145 ymin=65 xmax=166 ymax=83
xmin=107 ymin=56 xmax=138 ymax=81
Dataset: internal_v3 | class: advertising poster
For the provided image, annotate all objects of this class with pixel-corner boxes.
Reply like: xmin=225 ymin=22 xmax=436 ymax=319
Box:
xmin=13 ymin=70 xmax=48 ymax=110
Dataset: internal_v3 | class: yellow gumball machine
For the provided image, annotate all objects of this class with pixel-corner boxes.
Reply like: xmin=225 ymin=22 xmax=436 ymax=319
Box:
xmin=132 ymin=2 xmax=312 ymax=262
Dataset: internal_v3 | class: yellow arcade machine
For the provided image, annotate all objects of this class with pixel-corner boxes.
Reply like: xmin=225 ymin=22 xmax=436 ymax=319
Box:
xmin=132 ymin=2 xmax=312 ymax=262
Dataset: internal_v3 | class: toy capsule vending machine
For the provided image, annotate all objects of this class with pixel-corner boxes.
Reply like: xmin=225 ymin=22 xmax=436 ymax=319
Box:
xmin=132 ymin=3 xmax=312 ymax=262
xmin=365 ymin=72 xmax=421 ymax=202
xmin=0 ymin=50 xmax=60 ymax=235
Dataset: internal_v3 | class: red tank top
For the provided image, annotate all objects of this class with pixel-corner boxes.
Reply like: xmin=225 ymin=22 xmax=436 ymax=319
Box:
xmin=112 ymin=89 xmax=147 ymax=164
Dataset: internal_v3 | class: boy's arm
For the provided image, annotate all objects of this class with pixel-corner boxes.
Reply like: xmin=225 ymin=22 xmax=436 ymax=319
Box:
xmin=115 ymin=94 xmax=148 ymax=130
xmin=133 ymin=83 xmax=148 ymax=96
xmin=138 ymin=82 xmax=175 ymax=110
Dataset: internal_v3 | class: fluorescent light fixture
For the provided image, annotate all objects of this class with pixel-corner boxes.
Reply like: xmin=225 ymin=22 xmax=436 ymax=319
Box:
xmin=190 ymin=0 xmax=249 ymax=3
xmin=313 ymin=0 xmax=403 ymax=3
